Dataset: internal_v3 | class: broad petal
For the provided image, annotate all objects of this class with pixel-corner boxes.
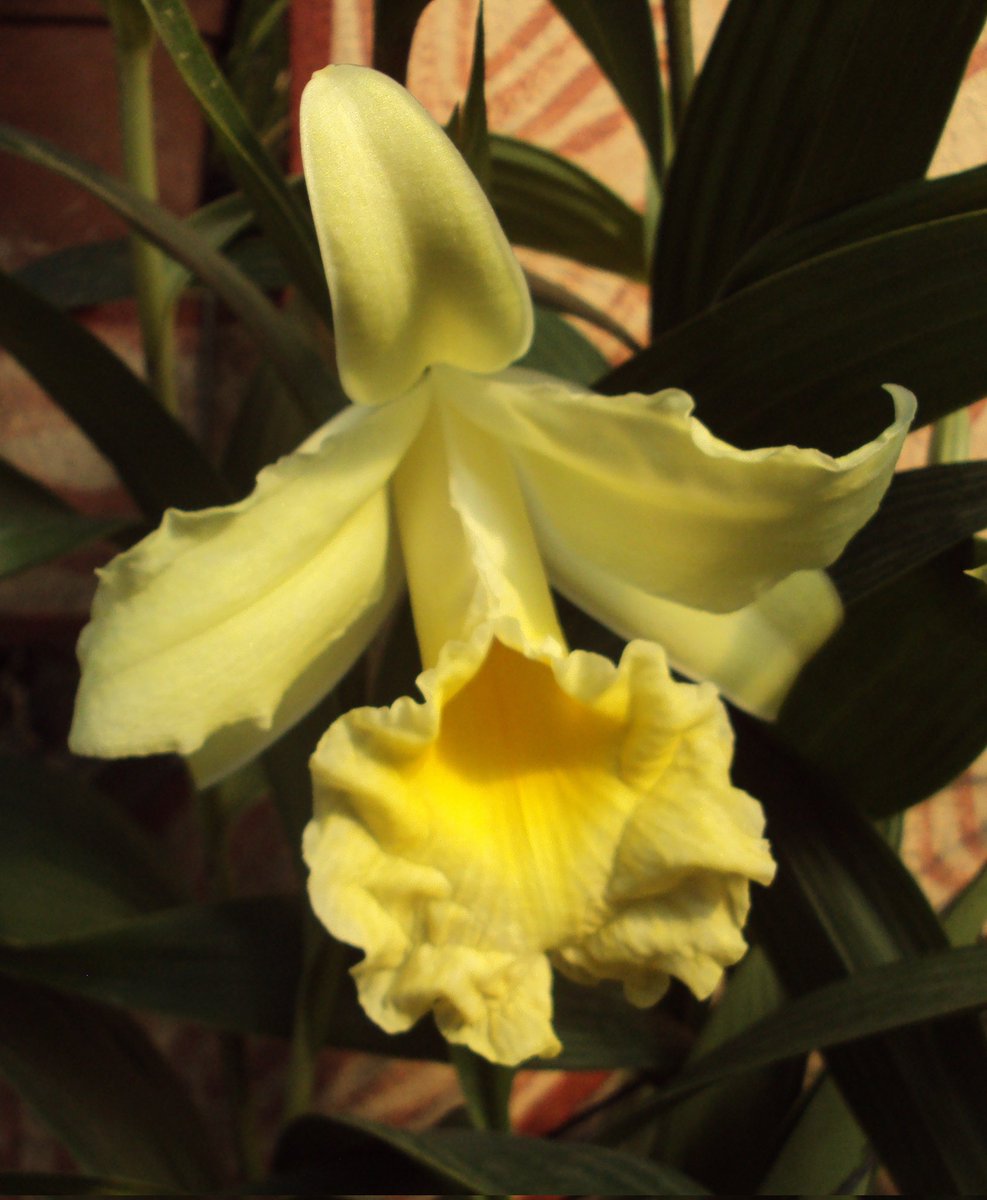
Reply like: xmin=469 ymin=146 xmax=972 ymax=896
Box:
xmin=300 ymin=66 xmax=532 ymax=406
xmin=456 ymin=372 xmax=914 ymax=613
xmin=305 ymin=622 xmax=774 ymax=1066
xmin=70 ymin=393 xmax=428 ymax=785
xmin=550 ymin=542 xmax=842 ymax=718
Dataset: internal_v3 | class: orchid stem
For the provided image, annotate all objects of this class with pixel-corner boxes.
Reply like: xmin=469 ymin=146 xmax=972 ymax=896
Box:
xmin=285 ymin=914 xmax=348 ymax=1118
xmin=105 ymin=0 xmax=180 ymax=417
xmin=449 ymin=1043 xmax=514 ymax=1133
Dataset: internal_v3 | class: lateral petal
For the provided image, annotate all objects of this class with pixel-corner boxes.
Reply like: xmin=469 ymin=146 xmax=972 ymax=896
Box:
xmin=549 ymin=546 xmax=842 ymax=718
xmin=300 ymin=66 xmax=532 ymax=406
xmin=70 ymin=393 xmax=428 ymax=784
xmin=459 ymin=372 xmax=914 ymax=613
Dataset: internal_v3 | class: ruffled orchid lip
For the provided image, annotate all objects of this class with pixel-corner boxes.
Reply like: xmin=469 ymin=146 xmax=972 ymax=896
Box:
xmin=305 ymin=617 xmax=775 ymax=1065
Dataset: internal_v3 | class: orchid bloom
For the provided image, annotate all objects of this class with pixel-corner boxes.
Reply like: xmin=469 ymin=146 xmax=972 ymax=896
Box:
xmin=70 ymin=66 xmax=914 ymax=1066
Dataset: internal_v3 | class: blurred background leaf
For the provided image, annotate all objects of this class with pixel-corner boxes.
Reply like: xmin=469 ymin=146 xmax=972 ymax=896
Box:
xmin=0 ymin=979 xmax=221 ymax=1189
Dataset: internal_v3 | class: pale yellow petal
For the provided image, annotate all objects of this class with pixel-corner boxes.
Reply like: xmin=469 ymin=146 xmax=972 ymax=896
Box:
xmin=304 ymin=621 xmax=774 ymax=1066
xmin=300 ymin=66 xmax=532 ymax=405
xmin=549 ymin=543 xmax=842 ymax=718
xmin=458 ymin=372 xmax=914 ymax=613
xmin=70 ymin=393 xmax=428 ymax=784
xmin=393 ymin=386 xmax=563 ymax=667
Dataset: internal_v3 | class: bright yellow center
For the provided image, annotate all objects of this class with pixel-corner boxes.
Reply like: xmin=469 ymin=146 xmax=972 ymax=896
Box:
xmin=401 ymin=640 xmax=635 ymax=948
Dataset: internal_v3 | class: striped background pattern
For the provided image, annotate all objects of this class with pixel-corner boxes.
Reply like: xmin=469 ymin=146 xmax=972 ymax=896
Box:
xmin=1 ymin=0 xmax=985 ymax=1176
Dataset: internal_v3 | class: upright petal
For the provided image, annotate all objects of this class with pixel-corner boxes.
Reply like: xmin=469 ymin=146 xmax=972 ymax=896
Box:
xmin=301 ymin=66 xmax=532 ymax=405
xmin=456 ymin=371 xmax=914 ymax=613
xmin=70 ymin=392 xmax=428 ymax=785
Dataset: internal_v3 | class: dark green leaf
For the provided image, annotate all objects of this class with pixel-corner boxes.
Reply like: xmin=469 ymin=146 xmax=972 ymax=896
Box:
xmin=760 ymin=843 xmax=987 ymax=1195
xmin=657 ymin=946 xmax=987 ymax=1106
xmin=779 ymin=2 xmax=987 ymax=223
xmin=139 ymin=0 xmax=328 ymax=316
xmin=724 ymin=164 xmax=987 ymax=295
xmin=943 ymin=864 xmax=987 ymax=947
xmin=756 ymin=1074 xmax=870 ymax=1196
xmin=516 ymin=305 xmax=610 ymax=384
xmin=327 ymin=1115 xmax=708 ymax=1194
xmin=831 ymin=463 xmax=987 ymax=602
xmin=603 ymin=212 xmax=987 ymax=456
xmin=737 ymin=714 xmax=987 ymax=1194
xmin=780 ymin=550 xmax=987 ymax=816
xmin=551 ymin=0 xmax=666 ymax=177
xmin=0 ymin=459 xmax=128 ymax=579
xmin=15 ymin=240 xmax=133 ymax=309
xmin=0 ymin=978 xmax=221 ymax=1188
xmin=655 ymin=948 xmax=801 ymax=1192
xmin=0 ymin=1172 xmax=164 ymax=1195
xmin=490 ymin=134 xmax=646 ymax=278
xmin=526 ymin=270 xmax=640 ymax=352
xmin=650 ymin=0 xmax=987 ymax=332
xmin=0 ymin=896 xmax=302 ymax=1037
xmin=448 ymin=3 xmax=490 ymax=190
xmin=0 ymin=122 xmax=337 ymax=425
xmin=15 ymin=190 xmax=263 ymax=311
xmin=372 ymin=0 xmax=433 ymax=82
xmin=221 ymin=0 xmax=290 ymax=155
xmin=0 ymin=758 xmax=180 ymax=944
xmin=0 ymin=269 xmax=229 ymax=518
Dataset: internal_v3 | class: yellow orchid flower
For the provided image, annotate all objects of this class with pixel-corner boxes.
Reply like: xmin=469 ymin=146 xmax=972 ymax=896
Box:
xmin=70 ymin=66 xmax=914 ymax=1066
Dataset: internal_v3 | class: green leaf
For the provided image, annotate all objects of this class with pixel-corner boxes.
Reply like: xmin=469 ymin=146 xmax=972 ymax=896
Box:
xmin=221 ymin=0 xmax=290 ymax=155
xmin=526 ymin=269 xmax=640 ymax=352
xmin=0 ymin=269 xmax=230 ymax=518
xmin=489 ymin=134 xmax=647 ymax=278
xmin=138 ymin=0 xmax=328 ymax=316
xmin=760 ymin=842 xmax=987 ymax=1195
xmin=372 ymin=0 xmax=433 ymax=82
xmin=736 ymin=714 xmax=987 ymax=1194
xmin=0 ymin=122 xmax=337 ymax=426
xmin=756 ymin=1074 xmax=870 ymax=1196
xmin=0 ymin=978 xmax=221 ymax=1188
xmin=0 ymin=896 xmax=302 ymax=1037
xmin=15 ymin=239 xmax=133 ymax=309
xmin=279 ymin=1108 xmax=710 ymax=1195
xmin=831 ymin=463 xmax=987 ymax=603
xmin=655 ymin=948 xmax=802 ymax=1192
xmin=650 ymin=0 xmax=987 ymax=332
xmin=780 ymin=550 xmax=987 ymax=817
xmin=0 ymin=1173 xmax=164 ymax=1196
xmin=15 ymin=191 xmax=260 ymax=312
xmin=723 ymin=163 xmax=987 ymax=295
xmin=0 ymin=459 xmax=128 ymax=579
xmin=0 ymin=758 xmax=180 ymax=944
xmin=516 ymin=305 xmax=609 ymax=384
xmin=551 ymin=0 xmax=666 ymax=179
xmin=943 ymin=864 xmax=987 ymax=947
xmin=656 ymin=946 xmax=987 ymax=1105
xmin=447 ymin=2 xmax=490 ymax=190
xmin=603 ymin=211 xmax=987 ymax=456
